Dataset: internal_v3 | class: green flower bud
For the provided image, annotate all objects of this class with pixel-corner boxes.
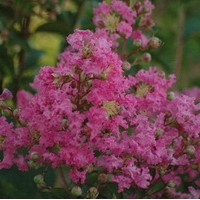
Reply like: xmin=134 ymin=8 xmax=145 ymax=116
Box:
xmin=186 ymin=145 xmax=196 ymax=155
xmin=86 ymin=187 xmax=99 ymax=199
xmin=167 ymin=91 xmax=175 ymax=100
xmin=148 ymin=37 xmax=162 ymax=49
xmin=30 ymin=152 xmax=39 ymax=161
xmin=98 ymin=173 xmax=107 ymax=183
xmin=159 ymin=170 xmax=166 ymax=176
xmin=34 ymin=174 xmax=45 ymax=188
xmin=80 ymin=72 xmax=86 ymax=82
xmin=86 ymin=164 xmax=94 ymax=173
xmin=62 ymin=118 xmax=68 ymax=129
xmin=142 ymin=53 xmax=151 ymax=62
xmin=87 ymin=80 xmax=92 ymax=87
xmin=71 ymin=186 xmax=82 ymax=197
xmin=167 ymin=181 xmax=176 ymax=188
xmin=99 ymin=72 xmax=107 ymax=80
xmin=156 ymin=128 xmax=163 ymax=137
xmin=133 ymin=39 xmax=142 ymax=48
xmin=13 ymin=109 xmax=19 ymax=119
xmin=122 ymin=61 xmax=131 ymax=71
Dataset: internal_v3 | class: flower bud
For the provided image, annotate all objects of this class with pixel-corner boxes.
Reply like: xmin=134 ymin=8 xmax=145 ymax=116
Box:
xmin=52 ymin=73 xmax=59 ymax=78
xmin=86 ymin=187 xmax=99 ymax=199
xmin=28 ymin=160 xmax=43 ymax=169
xmin=0 ymin=89 xmax=13 ymax=101
xmin=133 ymin=39 xmax=142 ymax=48
xmin=34 ymin=174 xmax=45 ymax=187
xmin=167 ymin=181 xmax=176 ymax=188
xmin=142 ymin=53 xmax=151 ymax=62
xmin=86 ymin=164 xmax=94 ymax=173
xmin=156 ymin=128 xmax=163 ymax=137
xmin=134 ymin=2 xmax=142 ymax=11
xmin=167 ymin=91 xmax=175 ymax=100
xmin=80 ymin=72 xmax=86 ymax=82
xmin=71 ymin=186 xmax=82 ymax=197
xmin=30 ymin=152 xmax=39 ymax=161
xmin=148 ymin=37 xmax=162 ymax=49
xmin=144 ymin=7 xmax=150 ymax=14
xmin=13 ymin=109 xmax=19 ymax=119
xmin=99 ymin=72 xmax=107 ymax=80
xmin=62 ymin=118 xmax=68 ymax=129
xmin=186 ymin=145 xmax=196 ymax=155
xmin=0 ymin=101 xmax=8 ymax=110
xmin=87 ymin=80 xmax=92 ymax=87
xmin=53 ymin=76 xmax=61 ymax=84
xmin=159 ymin=170 xmax=166 ymax=176
xmin=122 ymin=61 xmax=131 ymax=71
xmin=98 ymin=173 xmax=107 ymax=183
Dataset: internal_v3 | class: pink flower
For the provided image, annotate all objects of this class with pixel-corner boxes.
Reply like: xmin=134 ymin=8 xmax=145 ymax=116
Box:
xmin=17 ymin=90 xmax=33 ymax=108
xmin=0 ymin=88 xmax=13 ymax=101
xmin=117 ymin=21 xmax=132 ymax=39
xmin=111 ymin=0 xmax=136 ymax=25
xmin=132 ymin=30 xmax=149 ymax=47
xmin=69 ymin=168 xmax=87 ymax=184
xmin=111 ymin=175 xmax=132 ymax=192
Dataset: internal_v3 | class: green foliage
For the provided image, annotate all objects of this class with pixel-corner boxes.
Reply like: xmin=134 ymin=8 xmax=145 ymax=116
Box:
xmin=0 ymin=166 xmax=56 ymax=198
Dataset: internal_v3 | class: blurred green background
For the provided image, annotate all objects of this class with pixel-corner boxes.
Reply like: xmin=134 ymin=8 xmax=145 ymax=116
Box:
xmin=0 ymin=0 xmax=200 ymax=198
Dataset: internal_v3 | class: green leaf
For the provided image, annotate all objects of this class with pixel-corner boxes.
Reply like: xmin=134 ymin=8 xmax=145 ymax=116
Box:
xmin=24 ymin=48 xmax=44 ymax=68
xmin=184 ymin=15 xmax=200 ymax=39
xmin=36 ymin=22 xmax=70 ymax=35
xmin=148 ymin=180 xmax=166 ymax=195
xmin=86 ymin=172 xmax=98 ymax=186
xmin=0 ymin=4 xmax=15 ymax=19
xmin=98 ymin=182 xmax=120 ymax=199
xmin=40 ymin=188 xmax=71 ymax=199
xmin=0 ymin=166 xmax=56 ymax=198
xmin=0 ymin=44 xmax=14 ymax=76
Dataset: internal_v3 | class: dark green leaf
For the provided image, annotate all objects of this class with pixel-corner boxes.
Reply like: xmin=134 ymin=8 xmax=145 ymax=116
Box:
xmin=36 ymin=22 xmax=70 ymax=35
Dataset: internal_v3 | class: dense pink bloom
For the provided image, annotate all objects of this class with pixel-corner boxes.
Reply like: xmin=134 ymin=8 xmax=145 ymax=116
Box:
xmin=0 ymin=0 xmax=200 ymax=197
xmin=93 ymin=0 xmax=154 ymax=49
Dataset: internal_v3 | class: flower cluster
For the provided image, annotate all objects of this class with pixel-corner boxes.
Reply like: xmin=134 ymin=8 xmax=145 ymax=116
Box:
xmin=93 ymin=0 xmax=155 ymax=48
xmin=0 ymin=0 xmax=200 ymax=198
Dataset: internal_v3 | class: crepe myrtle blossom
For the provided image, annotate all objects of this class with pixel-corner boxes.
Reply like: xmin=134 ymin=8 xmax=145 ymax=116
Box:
xmin=93 ymin=0 xmax=155 ymax=48
xmin=0 ymin=0 xmax=200 ymax=198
